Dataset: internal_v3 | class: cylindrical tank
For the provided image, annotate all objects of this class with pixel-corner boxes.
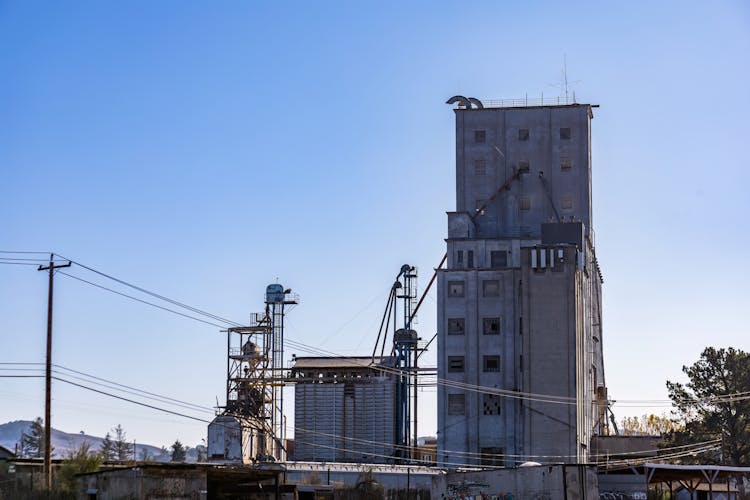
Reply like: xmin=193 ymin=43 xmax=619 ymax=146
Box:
xmin=265 ymin=283 xmax=285 ymax=303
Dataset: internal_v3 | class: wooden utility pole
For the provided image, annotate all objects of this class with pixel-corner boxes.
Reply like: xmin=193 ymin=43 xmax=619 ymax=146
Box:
xmin=37 ymin=253 xmax=71 ymax=491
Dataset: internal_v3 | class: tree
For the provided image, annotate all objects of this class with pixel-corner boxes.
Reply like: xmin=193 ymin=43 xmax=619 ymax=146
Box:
xmin=56 ymin=442 xmax=101 ymax=496
xmin=19 ymin=417 xmax=51 ymax=459
xmin=139 ymin=448 xmax=151 ymax=461
xmin=665 ymin=347 xmax=750 ymax=465
xmin=170 ymin=440 xmax=186 ymax=462
xmin=620 ymin=413 xmax=681 ymax=436
xmin=112 ymin=424 xmax=133 ymax=461
xmin=100 ymin=432 xmax=115 ymax=461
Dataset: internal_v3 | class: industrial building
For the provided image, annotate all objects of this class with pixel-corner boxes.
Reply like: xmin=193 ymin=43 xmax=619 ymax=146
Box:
xmin=437 ymin=97 xmax=607 ymax=466
xmin=291 ymin=356 xmax=396 ymax=463
xmin=208 ymin=283 xmax=298 ymax=464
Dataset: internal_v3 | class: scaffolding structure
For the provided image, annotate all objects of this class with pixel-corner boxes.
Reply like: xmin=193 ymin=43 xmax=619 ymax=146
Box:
xmin=209 ymin=283 xmax=298 ymax=463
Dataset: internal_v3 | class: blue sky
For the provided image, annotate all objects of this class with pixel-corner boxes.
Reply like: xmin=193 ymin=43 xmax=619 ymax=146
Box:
xmin=1 ymin=1 xmax=748 ymax=450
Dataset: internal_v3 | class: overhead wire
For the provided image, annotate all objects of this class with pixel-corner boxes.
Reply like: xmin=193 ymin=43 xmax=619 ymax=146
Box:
xmin=56 ymin=254 xmax=243 ymax=327
xmin=52 ymin=376 xmax=209 ymax=424
xmin=57 ymin=271 xmax=229 ymax=328
xmin=4 ymin=362 xmax=723 ymax=468
xmin=8 ymin=252 xmax=745 ymax=414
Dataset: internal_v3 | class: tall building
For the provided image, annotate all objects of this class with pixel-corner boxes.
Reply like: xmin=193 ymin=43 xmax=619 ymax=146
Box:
xmin=437 ymin=98 xmax=607 ymax=467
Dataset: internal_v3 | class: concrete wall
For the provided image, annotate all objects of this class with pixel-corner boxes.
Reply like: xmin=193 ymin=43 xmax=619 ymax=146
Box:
xmin=76 ymin=467 xmax=207 ymax=500
xmin=454 ymin=105 xmax=593 ymax=239
xmin=440 ymin=464 xmax=598 ymax=500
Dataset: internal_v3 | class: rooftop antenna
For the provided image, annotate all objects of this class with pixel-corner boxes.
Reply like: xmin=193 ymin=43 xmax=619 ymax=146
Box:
xmin=548 ymin=54 xmax=581 ymax=102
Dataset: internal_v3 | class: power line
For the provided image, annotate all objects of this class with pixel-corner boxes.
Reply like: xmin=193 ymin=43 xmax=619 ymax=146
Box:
xmin=58 ymin=271 xmax=229 ymax=328
xmin=1 ymin=362 xmax=214 ymax=412
xmin=0 ymin=250 xmax=50 ymax=254
xmin=52 ymin=376 xmax=210 ymax=424
xmin=57 ymin=254 xmax=243 ymax=327
xmin=52 ymin=364 xmax=214 ymax=412
xmin=8 ymin=253 xmax=743 ymax=408
xmin=29 ymin=365 xmax=725 ymax=468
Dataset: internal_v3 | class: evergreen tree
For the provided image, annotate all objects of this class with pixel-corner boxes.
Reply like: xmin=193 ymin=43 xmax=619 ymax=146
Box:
xmin=112 ymin=424 xmax=133 ymax=461
xmin=20 ymin=417 xmax=49 ymax=459
xmin=170 ymin=440 xmax=186 ymax=462
xmin=665 ymin=347 xmax=750 ymax=465
xmin=100 ymin=432 xmax=115 ymax=461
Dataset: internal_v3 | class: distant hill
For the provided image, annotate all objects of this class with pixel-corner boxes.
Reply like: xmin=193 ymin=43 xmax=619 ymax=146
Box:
xmin=0 ymin=420 xmax=203 ymax=462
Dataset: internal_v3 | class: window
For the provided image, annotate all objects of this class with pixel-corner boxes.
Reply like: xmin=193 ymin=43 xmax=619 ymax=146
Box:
xmin=518 ymin=160 xmax=530 ymax=173
xmin=447 ymin=318 xmax=465 ymax=335
xmin=490 ymin=251 xmax=508 ymax=269
xmin=483 ymin=317 xmax=500 ymax=335
xmin=456 ymin=250 xmax=463 ymax=267
xmin=483 ymin=355 xmax=500 ymax=372
xmin=561 ymin=197 xmax=574 ymax=210
xmin=519 ymin=197 xmax=530 ymax=211
xmin=474 ymin=159 xmax=487 ymax=175
xmin=560 ymin=127 xmax=571 ymax=140
xmin=475 ymin=130 xmax=486 ymax=143
xmin=561 ymin=156 xmax=572 ymax=170
xmin=518 ymin=128 xmax=529 ymax=141
xmin=467 ymin=250 xmax=474 ymax=268
xmin=482 ymin=280 xmax=499 ymax=297
xmin=448 ymin=356 xmax=465 ymax=372
xmin=448 ymin=393 xmax=465 ymax=415
xmin=480 ymin=447 xmax=504 ymax=466
xmin=483 ymin=394 xmax=501 ymax=415
xmin=448 ymin=281 xmax=464 ymax=297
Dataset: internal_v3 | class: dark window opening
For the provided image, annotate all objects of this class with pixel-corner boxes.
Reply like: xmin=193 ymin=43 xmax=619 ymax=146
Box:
xmin=560 ymin=127 xmax=571 ymax=140
xmin=561 ymin=157 xmax=572 ymax=170
xmin=448 ymin=356 xmax=465 ymax=373
xmin=483 ymin=394 xmax=501 ymax=415
xmin=483 ymin=355 xmax=500 ymax=372
xmin=518 ymin=128 xmax=529 ymax=141
xmin=518 ymin=160 xmax=530 ymax=173
xmin=475 ymin=130 xmax=486 ymax=143
xmin=467 ymin=250 xmax=474 ymax=268
xmin=448 ymin=318 xmax=465 ymax=335
xmin=483 ymin=317 xmax=500 ymax=335
xmin=475 ymin=159 xmax=487 ymax=175
xmin=480 ymin=447 xmax=504 ymax=466
xmin=448 ymin=281 xmax=465 ymax=297
xmin=482 ymin=280 xmax=499 ymax=297
xmin=448 ymin=394 xmax=465 ymax=415
xmin=491 ymin=250 xmax=508 ymax=268
xmin=456 ymin=250 xmax=463 ymax=267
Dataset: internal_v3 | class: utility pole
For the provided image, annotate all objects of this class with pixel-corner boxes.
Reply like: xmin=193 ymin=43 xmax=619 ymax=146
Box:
xmin=37 ymin=253 xmax=71 ymax=491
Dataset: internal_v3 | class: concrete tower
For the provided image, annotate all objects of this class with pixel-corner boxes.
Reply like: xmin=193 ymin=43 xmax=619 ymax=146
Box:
xmin=437 ymin=98 xmax=607 ymax=467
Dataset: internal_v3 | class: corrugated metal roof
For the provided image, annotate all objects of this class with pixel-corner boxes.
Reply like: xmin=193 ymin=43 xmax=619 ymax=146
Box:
xmin=291 ymin=356 xmax=394 ymax=369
